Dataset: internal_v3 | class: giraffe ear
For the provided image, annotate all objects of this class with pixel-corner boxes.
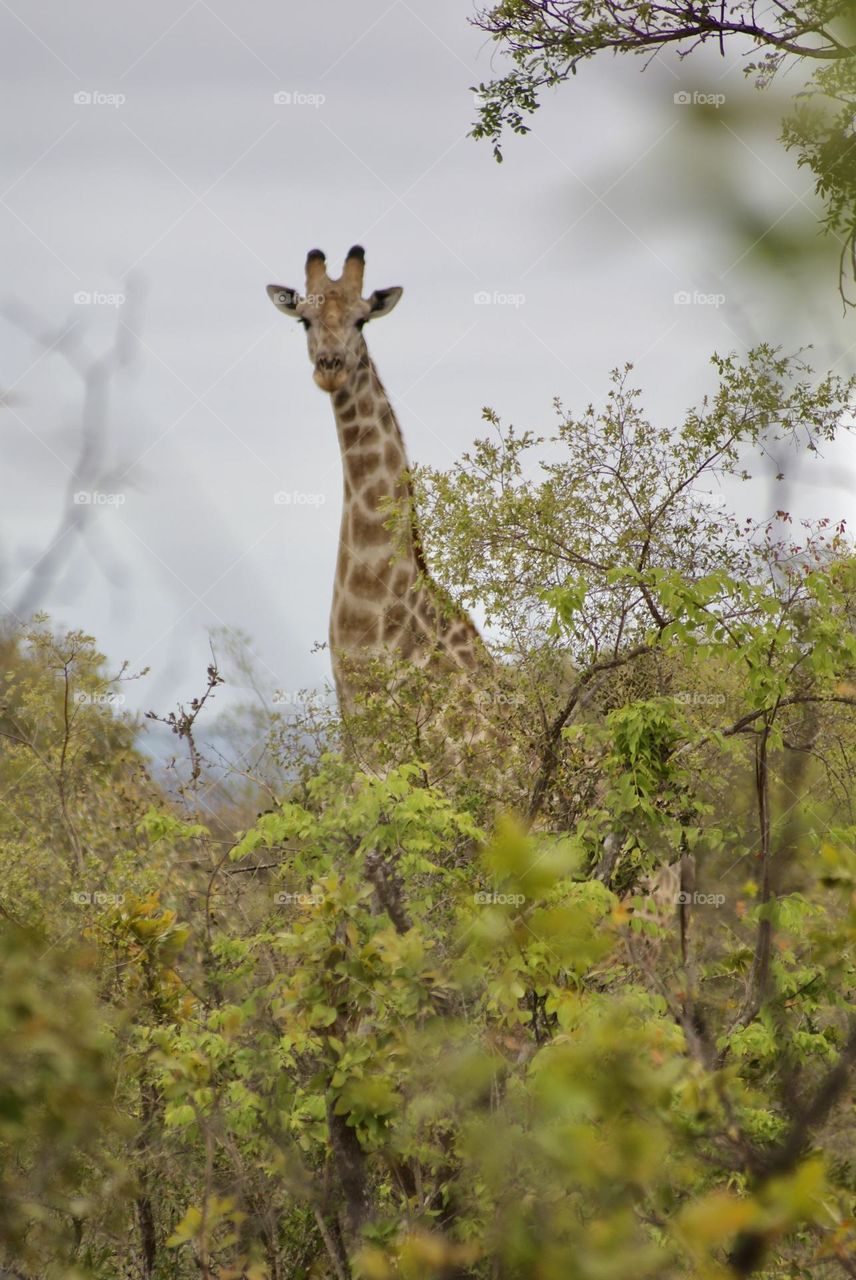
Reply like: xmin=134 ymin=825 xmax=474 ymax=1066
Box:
xmin=266 ymin=285 xmax=301 ymax=316
xmin=366 ymin=287 xmax=403 ymax=320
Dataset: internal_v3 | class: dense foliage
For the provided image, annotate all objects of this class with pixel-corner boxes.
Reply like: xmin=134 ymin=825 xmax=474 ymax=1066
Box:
xmin=1 ymin=348 xmax=856 ymax=1279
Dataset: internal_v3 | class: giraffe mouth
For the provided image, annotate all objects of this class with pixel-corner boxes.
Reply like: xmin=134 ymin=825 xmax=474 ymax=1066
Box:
xmin=313 ymin=364 xmax=350 ymax=393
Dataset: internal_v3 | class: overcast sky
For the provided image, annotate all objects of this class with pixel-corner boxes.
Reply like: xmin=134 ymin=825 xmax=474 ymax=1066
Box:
xmin=2 ymin=0 xmax=854 ymax=739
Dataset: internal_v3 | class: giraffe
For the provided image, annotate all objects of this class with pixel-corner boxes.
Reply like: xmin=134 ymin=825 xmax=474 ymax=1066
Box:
xmin=267 ymin=246 xmax=489 ymax=710
xmin=266 ymin=249 xmax=680 ymax=920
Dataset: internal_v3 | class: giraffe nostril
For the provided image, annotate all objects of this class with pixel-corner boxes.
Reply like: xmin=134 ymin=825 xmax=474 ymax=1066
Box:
xmin=317 ymin=355 xmax=343 ymax=371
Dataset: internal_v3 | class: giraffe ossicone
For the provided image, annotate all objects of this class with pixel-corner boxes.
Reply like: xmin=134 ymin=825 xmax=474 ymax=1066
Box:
xmin=267 ymin=246 xmax=490 ymax=710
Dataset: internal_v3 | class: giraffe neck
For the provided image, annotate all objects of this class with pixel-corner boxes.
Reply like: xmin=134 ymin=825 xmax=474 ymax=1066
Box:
xmin=328 ymin=348 xmax=425 ymax=686
xmin=326 ymin=343 xmax=488 ymax=708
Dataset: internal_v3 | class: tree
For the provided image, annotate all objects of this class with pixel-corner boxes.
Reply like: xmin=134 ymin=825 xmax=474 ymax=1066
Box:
xmin=471 ymin=0 xmax=856 ymax=301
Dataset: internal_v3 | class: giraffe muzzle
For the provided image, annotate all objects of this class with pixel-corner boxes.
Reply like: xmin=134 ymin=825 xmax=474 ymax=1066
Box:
xmin=314 ymin=355 xmax=348 ymax=393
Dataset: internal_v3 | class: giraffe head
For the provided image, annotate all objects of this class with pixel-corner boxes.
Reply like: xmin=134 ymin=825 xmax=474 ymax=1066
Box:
xmin=267 ymin=246 xmax=403 ymax=393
